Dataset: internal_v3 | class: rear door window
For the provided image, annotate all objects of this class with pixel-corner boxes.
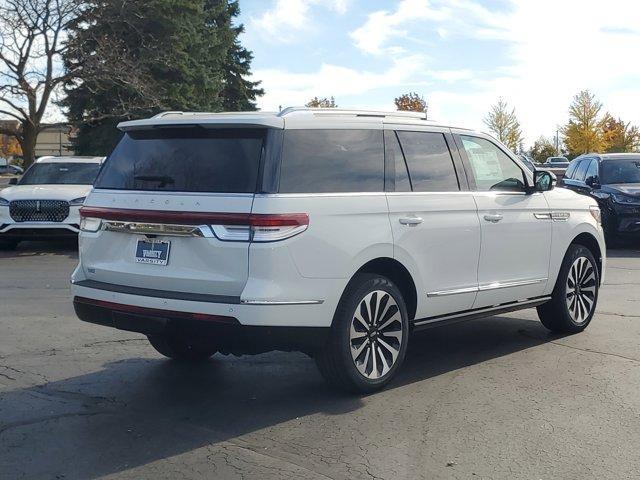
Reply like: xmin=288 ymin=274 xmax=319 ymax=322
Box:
xmin=279 ymin=129 xmax=383 ymax=193
xmin=95 ymin=128 xmax=266 ymax=193
xmin=396 ymin=131 xmax=459 ymax=192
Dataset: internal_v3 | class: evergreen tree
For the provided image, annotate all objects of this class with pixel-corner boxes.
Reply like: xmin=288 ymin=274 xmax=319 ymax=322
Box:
xmin=62 ymin=0 xmax=262 ymax=155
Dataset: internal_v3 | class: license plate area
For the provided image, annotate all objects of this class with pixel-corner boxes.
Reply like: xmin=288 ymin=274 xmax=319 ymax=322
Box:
xmin=135 ymin=239 xmax=171 ymax=266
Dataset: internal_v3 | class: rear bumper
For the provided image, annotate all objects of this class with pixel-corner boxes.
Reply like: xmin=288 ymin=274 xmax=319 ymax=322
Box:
xmin=73 ymin=296 xmax=329 ymax=354
xmin=70 ymin=278 xmax=338 ymax=328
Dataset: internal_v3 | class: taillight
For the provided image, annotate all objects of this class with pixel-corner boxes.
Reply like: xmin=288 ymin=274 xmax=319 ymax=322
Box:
xmin=211 ymin=214 xmax=309 ymax=242
xmin=79 ymin=207 xmax=308 ymax=242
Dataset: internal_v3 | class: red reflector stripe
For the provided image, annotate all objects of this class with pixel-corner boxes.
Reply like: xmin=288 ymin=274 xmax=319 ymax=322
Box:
xmin=73 ymin=296 xmax=239 ymax=324
xmin=80 ymin=207 xmax=308 ymax=227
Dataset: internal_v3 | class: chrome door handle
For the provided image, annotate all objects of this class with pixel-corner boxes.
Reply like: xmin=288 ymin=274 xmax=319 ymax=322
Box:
xmin=483 ymin=214 xmax=503 ymax=223
xmin=399 ymin=216 xmax=423 ymax=226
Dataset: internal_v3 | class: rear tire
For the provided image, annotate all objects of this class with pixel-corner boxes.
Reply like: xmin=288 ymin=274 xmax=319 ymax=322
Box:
xmin=147 ymin=334 xmax=217 ymax=361
xmin=537 ymin=244 xmax=599 ymax=333
xmin=315 ymin=273 xmax=409 ymax=394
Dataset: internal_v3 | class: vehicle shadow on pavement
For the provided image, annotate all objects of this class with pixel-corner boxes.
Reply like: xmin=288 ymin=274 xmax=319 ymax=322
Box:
xmin=0 ymin=316 xmax=564 ymax=479
xmin=0 ymin=239 xmax=78 ymax=259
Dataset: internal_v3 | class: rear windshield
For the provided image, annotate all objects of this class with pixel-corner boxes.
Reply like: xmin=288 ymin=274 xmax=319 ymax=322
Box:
xmin=95 ymin=128 xmax=266 ymax=193
xmin=601 ymin=159 xmax=640 ymax=184
xmin=19 ymin=162 xmax=100 ymax=185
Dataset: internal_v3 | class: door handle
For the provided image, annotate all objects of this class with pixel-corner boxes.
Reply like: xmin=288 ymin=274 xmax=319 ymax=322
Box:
xmin=483 ymin=214 xmax=503 ymax=223
xmin=399 ymin=216 xmax=423 ymax=226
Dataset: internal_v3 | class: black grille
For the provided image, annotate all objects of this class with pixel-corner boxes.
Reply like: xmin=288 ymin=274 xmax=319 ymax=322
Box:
xmin=9 ymin=200 xmax=70 ymax=223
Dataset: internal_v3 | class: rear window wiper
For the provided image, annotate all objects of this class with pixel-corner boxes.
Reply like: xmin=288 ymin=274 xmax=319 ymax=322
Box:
xmin=134 ymin=175 xmax=175 ymax=188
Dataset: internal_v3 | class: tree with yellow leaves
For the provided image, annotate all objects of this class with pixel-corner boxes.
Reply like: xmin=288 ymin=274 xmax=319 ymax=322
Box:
xmin=562 ymin=90 xmax=605 ymax=155
xmin=394 ymin=92 xmax=427 ymax=114
xmin=483 ymin=98 xmax=523 ymax=152
xmin=0 ymin=134 xmax=22 ymax=158
xmin=601 ymin=114 xmax=640 ymax=153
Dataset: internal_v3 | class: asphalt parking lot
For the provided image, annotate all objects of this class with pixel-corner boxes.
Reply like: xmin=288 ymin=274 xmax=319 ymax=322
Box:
xmin=1 ymin=242 xmax=640 ymax=480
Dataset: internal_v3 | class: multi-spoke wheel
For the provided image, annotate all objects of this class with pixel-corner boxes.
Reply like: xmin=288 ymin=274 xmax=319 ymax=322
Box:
xmin=565 ymin=256 xmax=597 ymax=324
xmin=350 ymin=290 xmax=404 ymax=380
xmin=538 ymin=244 xmax=600 ymax=333
xmin=315 ymin=273 xmax=409 ymax=393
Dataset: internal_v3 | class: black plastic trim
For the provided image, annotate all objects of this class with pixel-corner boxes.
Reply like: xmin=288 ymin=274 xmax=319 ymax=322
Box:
xmin=73 ymin=279 xmax=241 ymax=304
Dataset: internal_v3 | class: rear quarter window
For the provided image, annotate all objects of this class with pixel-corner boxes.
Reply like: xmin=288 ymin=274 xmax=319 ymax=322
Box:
xmin=95 ymin=128 xmax=266 ymax=193
xmin=278 ymin=129 xmax=384 ymax=193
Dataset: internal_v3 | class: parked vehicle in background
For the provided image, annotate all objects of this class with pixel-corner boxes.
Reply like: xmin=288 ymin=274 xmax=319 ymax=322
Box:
xmin=0 ymin=156 xmax=104 ymax=249
xmin=71 ymin=108 xmax=605 ymax=393
xmin=543 ymin=156 xmax=570 ymax=182
xmin=562 ymin=153 xmax=640 ymax=245
xmin=0 ymin=163 xmax=23 ymax=176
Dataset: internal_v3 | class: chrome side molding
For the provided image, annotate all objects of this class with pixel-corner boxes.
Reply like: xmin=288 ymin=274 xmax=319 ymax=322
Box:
xmin=427 ymin=278 xmax=547 ymax=297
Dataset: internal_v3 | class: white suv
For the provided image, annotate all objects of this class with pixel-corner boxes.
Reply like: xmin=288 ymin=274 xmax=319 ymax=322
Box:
xmin=71 ymin=108 xmax=605 ymax=392
xmin=0 ymin=156 xmax=103 ymax=249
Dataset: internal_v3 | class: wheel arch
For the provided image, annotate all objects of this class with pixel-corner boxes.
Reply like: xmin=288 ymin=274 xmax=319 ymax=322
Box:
xmin=570 ymin=232 xmax=603 ymax=282
xmin=350 ymin=257 xmax=418 ymax=321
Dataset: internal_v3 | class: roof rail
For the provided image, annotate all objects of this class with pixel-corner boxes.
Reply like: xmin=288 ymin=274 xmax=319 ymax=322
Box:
xmin=152 ymin=111 xmax=278 ymax=118
xmin=277 ymin=106 xmax=429 ymax=120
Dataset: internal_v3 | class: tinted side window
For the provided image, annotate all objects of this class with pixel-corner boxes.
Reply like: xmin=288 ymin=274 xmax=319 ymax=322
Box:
xmin=279 ymin=130 xmax=383 ymax=193
xmin=384 ymin=130 xmax=411 ymax=192
xmin=574 ymin=159 xmax=590 ymax=181
xmin=396 ymin=131 xmax=459 ymax=192
xmin=565 ymin=160 xmax=579 ymax=179
xmin=585 ymin=159 xmax=598 ymax=180
xmin=460 ymin=136 xmax=525 ymax=191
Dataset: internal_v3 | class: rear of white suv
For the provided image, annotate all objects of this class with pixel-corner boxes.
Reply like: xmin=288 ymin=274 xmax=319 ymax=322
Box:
xmin=72 ymin=109 xmax=605 ymax=393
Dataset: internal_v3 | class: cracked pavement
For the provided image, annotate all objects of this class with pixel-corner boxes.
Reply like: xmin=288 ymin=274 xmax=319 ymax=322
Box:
xmin=1 ymin=241 xmax=640 ymax=479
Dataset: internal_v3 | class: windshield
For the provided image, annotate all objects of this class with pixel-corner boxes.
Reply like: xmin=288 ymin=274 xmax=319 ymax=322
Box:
xmin=19 ymin=162 xmax=101 ymax=185
xmin=601 ymin=159 xmax=640 ymax=184
xmin=95 ymin=128 xmax=266 ymax=193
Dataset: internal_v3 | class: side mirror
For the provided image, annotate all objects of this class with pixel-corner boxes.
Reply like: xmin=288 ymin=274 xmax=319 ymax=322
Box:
xmin=585 ymin=176 xmax=600 ymax=188
xmin=8 ymin=177 xmax=18 ymax=185
xmin=532 ymin=170 xmax=556 ymax=192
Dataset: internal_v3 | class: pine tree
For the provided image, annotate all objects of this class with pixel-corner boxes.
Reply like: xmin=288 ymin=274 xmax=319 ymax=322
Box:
xmin=62 ymin=0 xmax=263 ymax=155
xmin=483 ymin=98 xmax=523 ymax=151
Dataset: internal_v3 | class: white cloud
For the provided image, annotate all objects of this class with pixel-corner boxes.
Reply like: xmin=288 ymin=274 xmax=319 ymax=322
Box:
xmin=348 ymin=0 xmax=640 ymax=145
xmin=250 ymin=0 xmax=350 ymax=42
xmin=253 ymin=55 xmax=428 ymax=110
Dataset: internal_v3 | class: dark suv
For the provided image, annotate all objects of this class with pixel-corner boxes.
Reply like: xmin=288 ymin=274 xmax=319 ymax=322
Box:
xmin=562 ymin=153 xmax=640 ymax=244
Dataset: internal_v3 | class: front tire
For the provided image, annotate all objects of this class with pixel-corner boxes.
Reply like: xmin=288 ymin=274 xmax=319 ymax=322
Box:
xmin=537 ymin=244 xmax=599 ymax=333
xmin=315 ymin=273 xmax=409 ymax=393
xmin=147 ymin=334 xmax=217 ymax=361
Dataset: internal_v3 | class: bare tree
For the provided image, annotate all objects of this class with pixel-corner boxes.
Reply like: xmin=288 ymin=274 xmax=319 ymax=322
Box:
xmin=0 ymin=0 xmax=80 ymax=167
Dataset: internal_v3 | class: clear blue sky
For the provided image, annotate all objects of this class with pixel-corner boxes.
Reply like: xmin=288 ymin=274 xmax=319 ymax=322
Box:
xmin=238 ymin=0 xmax=640 ymax=146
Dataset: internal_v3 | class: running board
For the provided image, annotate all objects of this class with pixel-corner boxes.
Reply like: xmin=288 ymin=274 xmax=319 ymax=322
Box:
xmin=412 ymin=296 xmax=551 ymax=331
